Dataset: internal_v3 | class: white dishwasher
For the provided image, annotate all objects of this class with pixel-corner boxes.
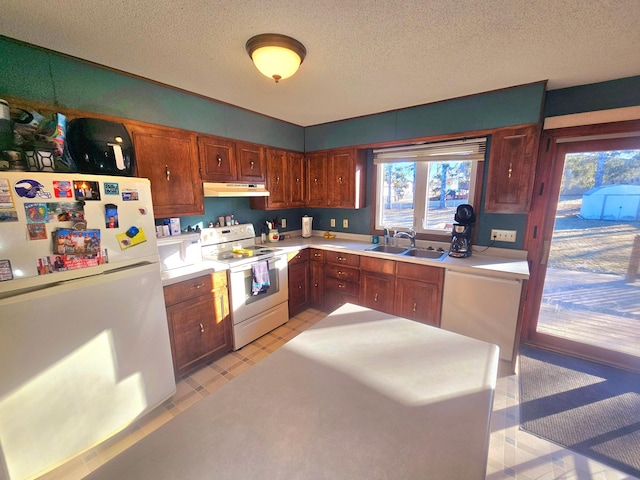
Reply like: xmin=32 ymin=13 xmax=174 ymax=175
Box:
xmin=440 ymin=269 xmax=523 ymax=361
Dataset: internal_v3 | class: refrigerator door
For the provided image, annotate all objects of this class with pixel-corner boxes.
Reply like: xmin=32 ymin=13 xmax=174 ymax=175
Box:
xmin=0 ymin=262 xmax=175 ymax=480
xmin=0 ymin=172 xmax=160 ymax=297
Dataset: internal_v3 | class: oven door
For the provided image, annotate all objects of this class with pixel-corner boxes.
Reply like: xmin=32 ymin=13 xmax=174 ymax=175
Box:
xmin=228 ymin=254 xmax=288 ymax=324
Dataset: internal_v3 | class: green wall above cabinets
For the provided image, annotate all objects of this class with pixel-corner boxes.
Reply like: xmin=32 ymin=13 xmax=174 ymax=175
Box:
xmin=304 ymin=81 xmax=546 ymax=151
xmin=0 ymin=36 xmax=304 ymax=151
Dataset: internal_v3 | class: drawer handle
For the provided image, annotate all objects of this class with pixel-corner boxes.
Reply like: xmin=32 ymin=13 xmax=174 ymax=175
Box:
xmin=165 ymin=165 xmax=170 ymax=181
xmin=218 ymin=294 xmax=225 ymax=320
xmin=374 ymin=293 xmax=378 ymax=302
xmin=337 ymin=271 xmax=345 ymax=276
xmin=412 ymin=302 xmax=417 ymax=313
xmin=314 ymin=253 xmax=321 ymax=258
xmin=191 ymin=283 xmax=205 ymax=289
xmin=337 ymin=256 xmax=346 ymax=262
xmin=217 ymin=154 xmax=222 ymax=167
xmin=337 ymin=283 xmax=346 ymax=289
xmin=199 ymin=323 xmax=205 ymax=335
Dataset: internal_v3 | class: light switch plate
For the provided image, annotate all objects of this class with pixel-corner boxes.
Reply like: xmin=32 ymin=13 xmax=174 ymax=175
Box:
xmin=343 ymin=219 xmax=349 ymax=228
xmin=281 ymin=218 xmax=286 ymax=228
xmin=330 ymin=218 xmax=336 ymax=227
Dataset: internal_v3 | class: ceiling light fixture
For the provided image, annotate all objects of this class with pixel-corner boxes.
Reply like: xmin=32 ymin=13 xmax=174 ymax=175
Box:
xmin=246 ymin=33 xmax=306 ymax=83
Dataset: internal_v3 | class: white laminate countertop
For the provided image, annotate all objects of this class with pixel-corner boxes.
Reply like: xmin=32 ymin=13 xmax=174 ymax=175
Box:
xmin=86 ymin=303 xmax=500 ymax=480
xmin=159 ymin=232 xmax=530 ymax=287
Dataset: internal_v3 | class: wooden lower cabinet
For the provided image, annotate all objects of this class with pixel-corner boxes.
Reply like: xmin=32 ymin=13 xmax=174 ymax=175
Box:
xmin=309 ymin=249 xmax=325 ymax=308
xmin=359 ymin=256 xmax=396 ymax=315
xmin=164 ymin=272 xmax=232 ymax=378
xmin=324 ymin=252 xmax=360 ymax=311
xmin=394 ymin=262 xmax=444 ymax=326
xmin=288 ymin=249 xmax=310 ymax=317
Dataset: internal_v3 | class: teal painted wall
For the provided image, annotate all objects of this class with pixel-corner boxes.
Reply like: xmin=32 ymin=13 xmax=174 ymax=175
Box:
xmin=0 ymin=36 xmax=304 ymax=150
xmin=304 ymin=82 xmax=546 ymax=151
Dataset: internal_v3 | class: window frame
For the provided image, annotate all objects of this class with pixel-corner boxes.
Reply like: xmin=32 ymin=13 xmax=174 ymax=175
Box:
xmin=371 ymin=138 xmax=486 ymax=240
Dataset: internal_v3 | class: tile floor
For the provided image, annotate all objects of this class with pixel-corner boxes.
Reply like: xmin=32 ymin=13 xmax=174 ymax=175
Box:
xmin=40 ymin=308 xmax=636 ymax=480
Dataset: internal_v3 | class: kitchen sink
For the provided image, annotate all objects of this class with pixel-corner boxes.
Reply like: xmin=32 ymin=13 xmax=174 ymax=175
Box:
xmin=365 ymin=245 xmax=409 ymax=254
xmin=401 ymin=249 xmax=448 ymax=260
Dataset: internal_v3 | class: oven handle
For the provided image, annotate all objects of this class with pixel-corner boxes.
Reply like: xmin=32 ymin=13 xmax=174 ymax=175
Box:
xmin=230 ymin=256 xmax=280 ymax=274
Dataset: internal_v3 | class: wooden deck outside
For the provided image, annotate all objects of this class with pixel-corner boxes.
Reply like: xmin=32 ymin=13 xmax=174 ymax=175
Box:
xmin=537 ymin=268 xmax=640 ymax=358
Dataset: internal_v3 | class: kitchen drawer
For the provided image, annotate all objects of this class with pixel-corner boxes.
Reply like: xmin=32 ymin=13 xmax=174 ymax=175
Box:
xmin=324 ymin=264 xmax=359 ymax=283
xmin=287 ymin=248 xmax=309 ymax=265
xmin=324 ymin=251 xmax=360 ymax=267
xmin=396 ymin=262 xmax=443 ymax=284
xmin=309 ymin=248 xmax=325 ymax=262
xmin=323 ymin=277 xmax=359 ymax=296
xmin=163 ymin=274 xmax=213 ymax=306
xmin=360 ymin=256 xmax=395 ymax=275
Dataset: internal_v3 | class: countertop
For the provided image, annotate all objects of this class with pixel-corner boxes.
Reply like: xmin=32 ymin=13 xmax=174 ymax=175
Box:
xmin=160 ymin=231 xmax=529 ymax=287
xmin=86 ymin=303 xmax=499 ymax=480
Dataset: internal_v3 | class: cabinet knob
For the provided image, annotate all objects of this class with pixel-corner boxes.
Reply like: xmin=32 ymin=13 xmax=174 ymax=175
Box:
xmin=337 ymin=271 xmax=345 ymax=276
xmin=508 ymin=162 xmax=513 ymax=179
xmin=276 ymin=176 xmax=280 ymax=184
xmin=374 ymin=293 xmax=378 ymax=302
xmin=165 ymin=165 xmax=170 ymax=181
xmin=412 ymin=302 xmax=417 ymax=313
xmin=199 ymin=323 xmax=205 ymax=335
xmin=314 ymin=177 xmax=319 ymax=184
xmin=217 ymin=154 xmax=222 ymax=167
xmin=337 ymin=283 xmax=345 ymax=289
xmin=250 ymin=160 xmax=255 ymax=169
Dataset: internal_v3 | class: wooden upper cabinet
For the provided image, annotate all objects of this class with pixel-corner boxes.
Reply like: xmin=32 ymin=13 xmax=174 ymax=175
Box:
xmin=198 ymin=135 xmax=237 ymax=182
xmin=306 ymin=152 xmax=328 ymax=207
xmin=485 ymin=124 xmax=541 ymax=214
xmin=296 ymin=148 xmax=368 ymax=209
xmin=288 ymin=152 xmax=306 ymax=207
xmin=198 ymin=136 xmax=265 ymax=183
xmin=130 ymin=123 xmax=204 ymax=218
xmin=266 ymin=148 xmax=288 ymax=209
xmin=236 ymin=141 xmax=266 ymax=182
xmin=250 ymin=148 xmax=304 ymax=210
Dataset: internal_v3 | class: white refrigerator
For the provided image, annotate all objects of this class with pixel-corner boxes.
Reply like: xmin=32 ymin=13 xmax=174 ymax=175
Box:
xmin=0 ymin=172 xmax=175 ymax=480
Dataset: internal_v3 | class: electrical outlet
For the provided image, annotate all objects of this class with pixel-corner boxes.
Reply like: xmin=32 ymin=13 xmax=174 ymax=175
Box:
xmin=343 ymin=219 xmax=349 ymax=229
xmin=281 ymin=218 xmax=286 ymax=228
xmin=330 ymin=218 xmax=336 ymax=228
xmin=491 ymin=229 xmax=517 ymax=242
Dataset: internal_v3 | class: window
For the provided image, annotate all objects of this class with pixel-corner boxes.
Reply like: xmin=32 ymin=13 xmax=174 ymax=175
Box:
xmin=373 ymin=137 xmax=486 ymax=236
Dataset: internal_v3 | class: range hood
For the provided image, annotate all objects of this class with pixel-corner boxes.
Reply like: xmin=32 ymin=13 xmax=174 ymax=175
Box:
xmin=203 ymin=182 xmax=270 ymax=197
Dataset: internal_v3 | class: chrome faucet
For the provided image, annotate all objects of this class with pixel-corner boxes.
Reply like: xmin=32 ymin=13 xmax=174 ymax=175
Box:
xmin=393 ymin=228 xmax=416 ymax=248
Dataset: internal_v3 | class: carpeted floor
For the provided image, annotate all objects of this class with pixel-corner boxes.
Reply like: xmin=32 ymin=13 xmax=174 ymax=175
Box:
xmin=519 ymin=345 xmax=640 ymax=478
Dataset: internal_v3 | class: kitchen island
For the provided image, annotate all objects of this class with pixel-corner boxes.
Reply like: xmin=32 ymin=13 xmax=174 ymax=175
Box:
xmin=86 ymin=303 xmax=499 ymax=480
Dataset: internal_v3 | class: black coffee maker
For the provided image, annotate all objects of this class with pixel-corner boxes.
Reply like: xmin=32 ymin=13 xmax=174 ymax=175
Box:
xmin=448 ymin=204 xmax=476 ymax=258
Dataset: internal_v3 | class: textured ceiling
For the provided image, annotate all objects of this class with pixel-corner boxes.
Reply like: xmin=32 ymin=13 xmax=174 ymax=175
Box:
xmin=1 ymin=0 xmax=639 ymax=126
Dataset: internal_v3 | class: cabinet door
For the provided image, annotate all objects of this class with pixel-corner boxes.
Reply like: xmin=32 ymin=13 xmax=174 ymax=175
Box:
xmin=306 ymin=152 xmax=328 ymax=207
xmin=395 ymin=278 xmax=442 ymax=326
xmin=485 ymin=124 xmax=540 ymax=213
xmin=328 ymin=149 xmax=355 ymax=208
xmin=236 ymin=141 xmax=266 ymax=182
xmin=288 ymin=152 xmax=306 ymax=207
xmin=167 ymin=294 xmax=228 ymax=377
xmin=360 ymin=272 xmax=395 ymax=314
xmin=310 ymin=258 xmax=324 ymax=307
xmin=288 ymin=261 xmax=310 ymax=317
xmin=265 ymin=148 xmax=288 ymax=209
xmin=198 ymin=135 xmax=237 ymax=182
xmin=131 ymin=124 xmax=203 ymax=217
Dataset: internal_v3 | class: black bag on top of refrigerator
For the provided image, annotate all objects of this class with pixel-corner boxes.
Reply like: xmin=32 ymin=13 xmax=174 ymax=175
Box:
xmin=66 ymin=118 xmax=135 ymax=176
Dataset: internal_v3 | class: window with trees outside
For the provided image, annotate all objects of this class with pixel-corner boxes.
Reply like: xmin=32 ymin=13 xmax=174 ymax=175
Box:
xmin=373 ymin=138 xmax=486 ymax=236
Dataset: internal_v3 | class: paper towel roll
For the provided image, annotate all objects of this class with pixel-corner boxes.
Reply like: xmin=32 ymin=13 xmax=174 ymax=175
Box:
xmin=302 ymin=216 xmax=313 ymax=238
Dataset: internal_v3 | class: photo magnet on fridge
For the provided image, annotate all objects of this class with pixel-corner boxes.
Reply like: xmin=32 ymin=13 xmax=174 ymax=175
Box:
xmin=103 ymin=182 xmax=119 ymax=195
xmin=73 ymin=180 xmax=101 ymax=201
xmin=105 ymin=203 xmax=118 ymax=228
xmin=53 ymin=181 xmax=73 ymax=198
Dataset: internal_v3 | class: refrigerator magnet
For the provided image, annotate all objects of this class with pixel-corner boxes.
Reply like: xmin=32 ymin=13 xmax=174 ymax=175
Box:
xmin=103 ymin=182 xmax=119 ymax=195
xmin=53 ymin=181 xmax=73 ymax=198
xmin=27 ymin=223 xmax=47 ymax=240
xmin=73 ymin=180 xmax=101 ymax=201
xmin=121 ymin=189 xmax=139 ymax=201
xmin=0 ymin=259 xmax=13 ymax=281
xmin=117 ymin=227 xmax=147 ymax=250
xmin=105 ymin=203 xmax=118 ymax=228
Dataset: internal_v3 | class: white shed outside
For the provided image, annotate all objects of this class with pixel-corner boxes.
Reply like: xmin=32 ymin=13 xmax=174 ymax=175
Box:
xmin=580 ymin=185 xmax=640 ymax=221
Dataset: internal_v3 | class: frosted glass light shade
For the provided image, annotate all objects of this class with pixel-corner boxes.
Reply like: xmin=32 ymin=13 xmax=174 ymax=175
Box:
xmin=246 ymin=34 xmax=306 ymax=83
